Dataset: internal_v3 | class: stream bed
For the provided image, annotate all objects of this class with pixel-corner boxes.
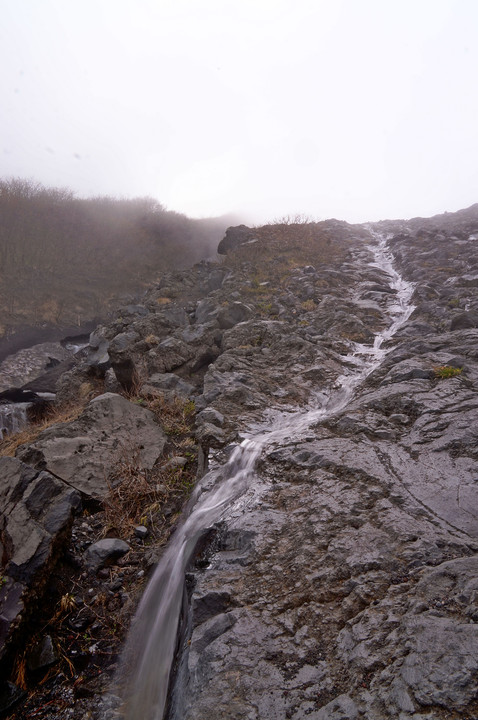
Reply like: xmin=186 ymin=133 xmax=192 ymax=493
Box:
xmin=107 ymin=234 xmax=416 ymax=720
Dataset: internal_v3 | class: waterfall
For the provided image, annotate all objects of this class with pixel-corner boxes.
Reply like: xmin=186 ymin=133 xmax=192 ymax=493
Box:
xmin=0 ymin=402 xmax=31 ymax=441
xmin=107 ymin=234 xmax=415 ymax=720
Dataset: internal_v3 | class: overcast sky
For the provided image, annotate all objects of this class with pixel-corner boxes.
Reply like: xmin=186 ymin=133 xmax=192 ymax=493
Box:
xmin=1 ymin=0 xmax=478 ymax=224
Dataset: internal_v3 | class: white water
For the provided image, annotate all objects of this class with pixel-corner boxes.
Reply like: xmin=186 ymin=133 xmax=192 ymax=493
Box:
xmin=110 ymin=235 xmax=415 ymax=720
xmin=63 ymin=340 xmax=89 ymax=354
xmin=0 ymin=402 xmax=30 ymax=440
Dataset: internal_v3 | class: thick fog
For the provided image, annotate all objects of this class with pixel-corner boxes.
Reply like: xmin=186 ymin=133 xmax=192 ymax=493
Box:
xmin=2 ymin=0 xmax=478 ymax=224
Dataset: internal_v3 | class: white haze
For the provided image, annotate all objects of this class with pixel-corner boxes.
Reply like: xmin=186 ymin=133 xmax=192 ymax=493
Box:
xmin=1 ymin=0 xmax=478 ymax=224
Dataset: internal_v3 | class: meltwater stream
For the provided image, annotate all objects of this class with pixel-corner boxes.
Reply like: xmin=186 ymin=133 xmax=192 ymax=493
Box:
xmin=109 ymin=235 xmax=415 ymax=720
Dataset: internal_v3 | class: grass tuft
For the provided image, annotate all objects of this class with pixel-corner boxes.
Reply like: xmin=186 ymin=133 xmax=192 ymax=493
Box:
xmin=104 ymin=443 xmax=196 ymax=538
xmin=103 ymin=390 xmax=198 ymax=537
xmin=301 ymin=299 xmax=316 ymax=312
xmin=433 ymin=365 xmax=463 ymax=379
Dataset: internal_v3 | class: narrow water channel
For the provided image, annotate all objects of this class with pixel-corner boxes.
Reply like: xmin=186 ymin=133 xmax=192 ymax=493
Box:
xmin=108 ymin=233 xmax=415 ymax=720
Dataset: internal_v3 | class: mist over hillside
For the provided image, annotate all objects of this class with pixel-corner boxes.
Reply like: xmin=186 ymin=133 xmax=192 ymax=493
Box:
xmin=0 ymin=178 xmax=240 ymax=339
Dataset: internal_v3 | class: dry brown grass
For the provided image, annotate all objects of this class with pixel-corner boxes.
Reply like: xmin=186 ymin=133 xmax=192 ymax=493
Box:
xmin=143 ymin=393 xmax=196 ymax=435
xmin=13 ymin=653 xmax=28 ymax=690
xmin=301 ymin=299 xmax=316 ymax=312
xmin=104 ymin=446 xmax=159 ymax=534
xmin=0 ymin=402 xmax=86 ymax=458
xmin=104 ymin=444 xmax=196 ymax=538
xmin=123 ymin=379 xmax=196 ymax=433
xmin=144 ymin=333 xmax=159 ymax=346
xmin=103 ymin=390 xmax=198 ymax=537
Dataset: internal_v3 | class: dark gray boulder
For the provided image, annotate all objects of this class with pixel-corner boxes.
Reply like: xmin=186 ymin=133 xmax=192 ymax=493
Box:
xmin=311 ymin=695 xmax=358 ymax=719
xmin=206 ymin=268 xmax=227 ymax=291
xmin=217 ymin=225 xmax=256 ymax=255
xmin=16 ymin=393 xmax=167 ymax=499
xmin=217 ymin=302 xmax=254 ymax=329
xmin=107 ymin=330 xmax=141 ymax=388
xmin=86 ymin=327 xmax=111 ymax=372
xmin=196 ymin=407 xmax=224 ymax=426
xmin=143 ymin=372 xmax=196 ymax=399
xmin=27 ymin=635 xmax=57 ymax=671
xmin=450 ymin=311 xmax=478 ymax=330
xmin=194 ymin=299 xmax=219 ymax=325
xmin=195 ymin=421 xmax=226 ymax=448
xmin=118 ymin=304 xmax=149 ymax=319
xmin=85 ymin=538 xmax=130 ymax=572
xmin=0 ymin=457 xmax=81 ymax=663
xmin=145 ymin=337 xmax=195 ymax=376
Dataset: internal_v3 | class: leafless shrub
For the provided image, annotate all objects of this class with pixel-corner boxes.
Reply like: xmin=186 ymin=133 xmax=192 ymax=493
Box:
xmin=269 ymin=213 xmax=318 ymax=225
xmin=0 ymin=177 xmax=236 ymax=330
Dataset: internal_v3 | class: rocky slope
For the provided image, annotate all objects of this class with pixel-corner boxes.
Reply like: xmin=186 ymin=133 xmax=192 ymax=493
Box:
xmin=2 ymin=207 xmax=478 ymax=719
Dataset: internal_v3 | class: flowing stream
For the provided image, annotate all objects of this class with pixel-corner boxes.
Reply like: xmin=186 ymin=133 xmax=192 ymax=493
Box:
xmin=109 ymin=234 xmax=415 ymax=720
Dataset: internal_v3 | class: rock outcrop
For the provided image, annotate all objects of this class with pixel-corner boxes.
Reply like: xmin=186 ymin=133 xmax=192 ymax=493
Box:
xmin=0 ymin=457 xmax=81 ymax=665
xmin=217 ymin=224 xmax=257 ymax=254
xmin=17 ymin=393 xmax=167 ymax=499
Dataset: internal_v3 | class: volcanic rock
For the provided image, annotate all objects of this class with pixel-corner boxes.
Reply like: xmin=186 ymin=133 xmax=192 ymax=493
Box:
xmin=16 ymin=393 xmax=166 ymax=499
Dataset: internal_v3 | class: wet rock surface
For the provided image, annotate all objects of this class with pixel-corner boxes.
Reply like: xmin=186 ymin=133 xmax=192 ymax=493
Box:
xmin=164 ymin=210 xmax=478 ymax=720
xmin=3 ymin=210 xmax=478 ymax=718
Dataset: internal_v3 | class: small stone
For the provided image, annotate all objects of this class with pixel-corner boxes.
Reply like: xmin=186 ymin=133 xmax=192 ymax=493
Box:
xmin=163 ymin=457 xmax=188 ymax=470
xmin=85 ymin=538 xmax=130 ymax=572
xmin=27 ymin=635 xmax=57 ymax=671
xmin=69 ymin=614 xmax=91 ymax=632
xmin=134 ymin=525 xmax=149 ymax=539
xmin=389 ymin=413 xmax=409 ymax=424
xmin=197 ymin=407 xmax=224 ymax=426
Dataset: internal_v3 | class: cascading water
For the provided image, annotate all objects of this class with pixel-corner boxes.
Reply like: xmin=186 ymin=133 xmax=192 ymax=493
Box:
xmin=0 ymin=402 xmax=31 ymax=440
xmin=108 ymin=233 xmax=415 ymax=720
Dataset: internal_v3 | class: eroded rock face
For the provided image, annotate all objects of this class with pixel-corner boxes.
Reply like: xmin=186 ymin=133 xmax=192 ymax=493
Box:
xmin=217 ymin=224 xmax=256 ymax=254
xmin=0 ymin=457 xmax=81 ymax=662
xmin=16 ymin=393 xmax=167 ymax=499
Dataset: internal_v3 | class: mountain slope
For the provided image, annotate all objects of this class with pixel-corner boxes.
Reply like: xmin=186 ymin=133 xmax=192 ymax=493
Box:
xmin=2 ymin=206 xmax=478 ymax=720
